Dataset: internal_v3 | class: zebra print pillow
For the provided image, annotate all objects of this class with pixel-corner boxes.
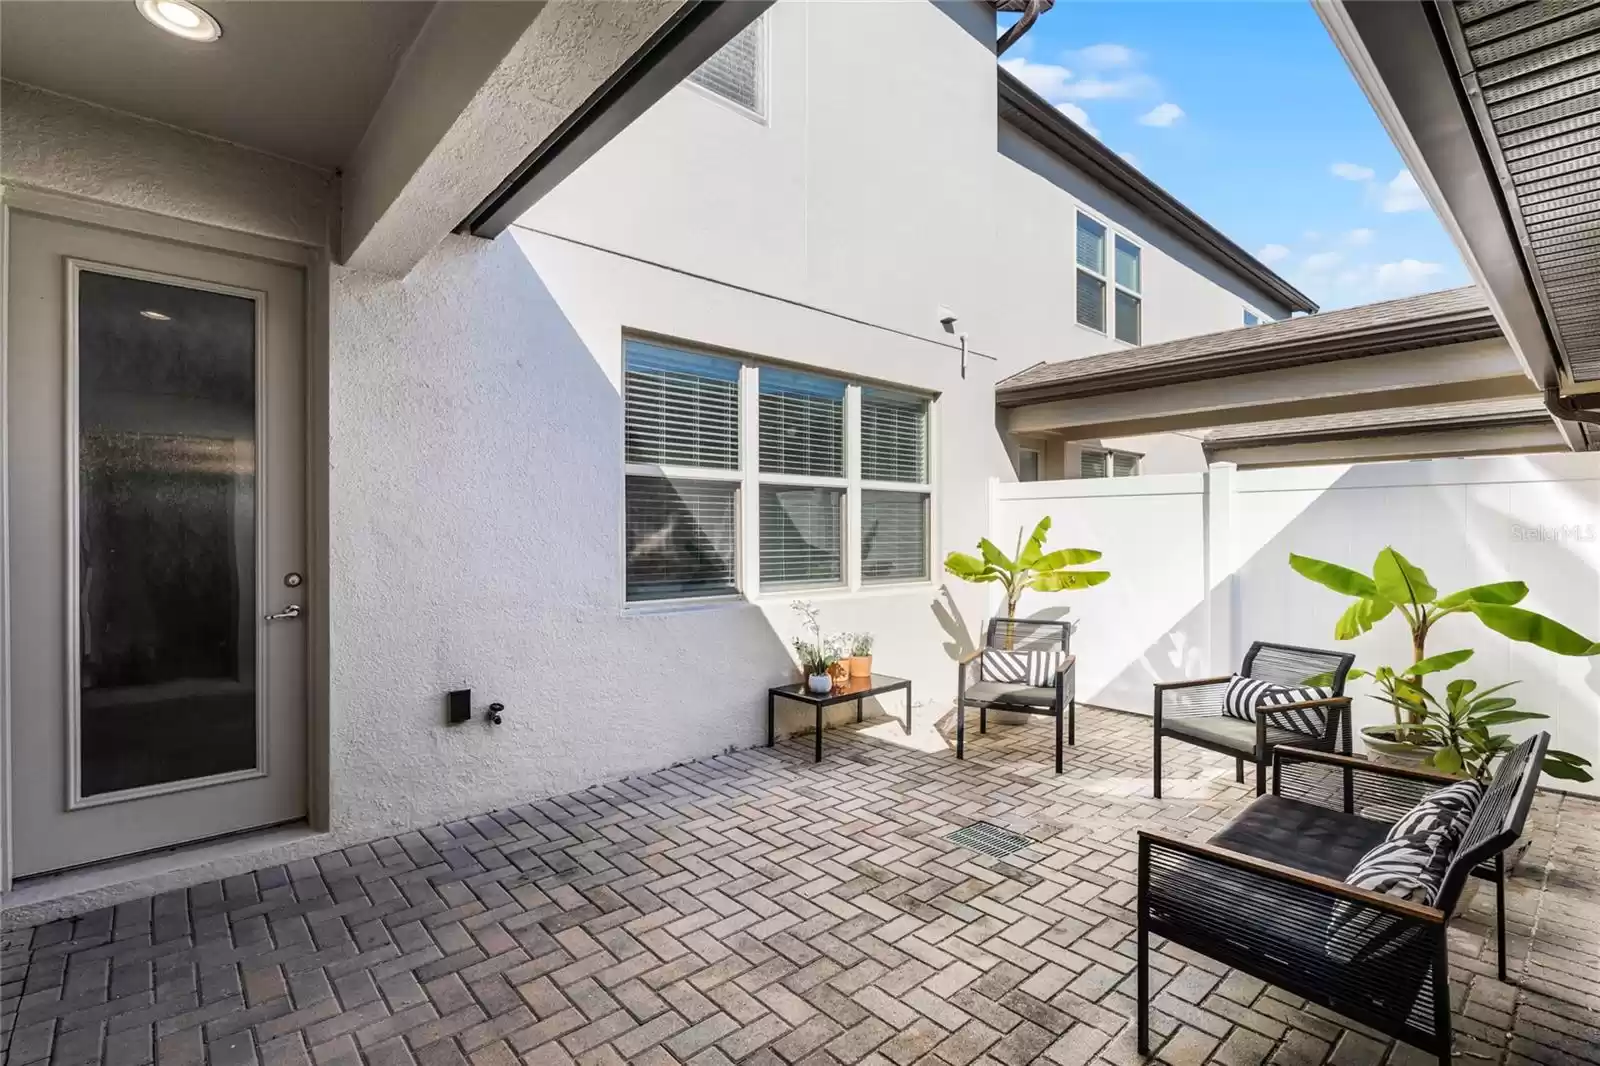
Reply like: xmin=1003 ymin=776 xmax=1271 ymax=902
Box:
xmin=1220 ymin=676 xmax=1332 ymax=736
xmin=981 ymin=648 xmax=1065 ymax=686
xmin=1328 ymin=830 xmax=1451 ymax=964
xmin=1387 ymin=779 xmax=1485 ymax=843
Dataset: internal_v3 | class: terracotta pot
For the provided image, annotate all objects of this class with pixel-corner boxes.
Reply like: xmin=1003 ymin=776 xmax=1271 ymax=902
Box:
xmin=827 ymin=660 xmax=851 ymax=688
xmin=849 ymin=654 xmax=873 ymax=679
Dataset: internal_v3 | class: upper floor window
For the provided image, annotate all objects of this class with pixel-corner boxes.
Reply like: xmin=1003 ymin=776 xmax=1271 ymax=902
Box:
xmin=1113 ymin=236 xmax=1142 ymax=344
xmin=1076 ymin=214 xmax=1142 ymax=344
xmin=623 ymin=339 xmax=932 ymax=604
xmin=1244 ymin=310 xmax=1260 ymax=327
xmin=687 ymin=15 xmax=765 ymax=117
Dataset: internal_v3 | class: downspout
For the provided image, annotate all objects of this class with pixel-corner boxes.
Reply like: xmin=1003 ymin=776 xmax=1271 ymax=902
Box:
xmin=1544 ymin=388 xmax=1600 ymax=449
xmin=995 ymin=0 xmax=1051 ymax=57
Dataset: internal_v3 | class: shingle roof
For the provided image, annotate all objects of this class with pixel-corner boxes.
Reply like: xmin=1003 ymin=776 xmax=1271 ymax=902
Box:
xmin=997 ymin=69 xmax=1317 ymax=316
xmin=995 ymin=286 xmax=1501 ymax=406
xmin=1201 ymin=395 xmax=1550 ymax=450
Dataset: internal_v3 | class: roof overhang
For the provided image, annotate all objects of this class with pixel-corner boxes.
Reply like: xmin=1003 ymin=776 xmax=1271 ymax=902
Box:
xmin=997 ymin=70 xmax=1318 ymax=316
xmin=1314 ymin=0 xmax=1598 ymax=450
xmin=1201 ymin=397 xmax=1561 ymax=467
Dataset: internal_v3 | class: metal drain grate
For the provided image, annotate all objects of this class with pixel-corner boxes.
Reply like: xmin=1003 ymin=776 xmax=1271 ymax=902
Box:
xmin=946 ymin=821 xmax=1033 ymax=859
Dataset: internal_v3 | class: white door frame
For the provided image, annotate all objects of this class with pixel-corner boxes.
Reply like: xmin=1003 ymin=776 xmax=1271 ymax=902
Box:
xmin=0 ymin=185 xmax=333 ymax=891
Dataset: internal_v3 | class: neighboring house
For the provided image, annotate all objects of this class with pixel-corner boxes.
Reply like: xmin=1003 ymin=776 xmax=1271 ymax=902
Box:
xmin=0 ymin=0 xmax=1307 ymax=910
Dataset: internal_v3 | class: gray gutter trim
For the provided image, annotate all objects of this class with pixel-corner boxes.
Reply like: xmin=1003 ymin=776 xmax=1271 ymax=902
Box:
xmin=1202 ymin=404 xmax=1552 ymax=452
xmin=997 ymin=68 xmax=1318 ymax=316
xmin=995 ymin=305 xmax=1502 ymax=407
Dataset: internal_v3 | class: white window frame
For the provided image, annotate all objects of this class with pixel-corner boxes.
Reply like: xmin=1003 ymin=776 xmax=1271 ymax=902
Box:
xmin=1075 ymin=211 xmax=1144 ymax=346
xmin=683 ymin=12 xmax=769 ymax=123
xmin=1079 ymin=448 xmax=1141 ymax=479
xmin=621 ymin=339 xmax=935 ymax=609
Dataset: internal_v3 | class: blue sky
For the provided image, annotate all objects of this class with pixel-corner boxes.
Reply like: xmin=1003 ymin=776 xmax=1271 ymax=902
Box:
xmin=1000 ymin=1 xmax=1470 ymax=311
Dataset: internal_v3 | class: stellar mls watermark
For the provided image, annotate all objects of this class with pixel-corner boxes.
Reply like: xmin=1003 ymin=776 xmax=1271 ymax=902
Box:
xmin=1511 ymin=522 xmax=1597 ymax=543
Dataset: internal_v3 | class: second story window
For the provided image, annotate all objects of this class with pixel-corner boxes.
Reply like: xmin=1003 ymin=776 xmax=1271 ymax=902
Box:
xmin=1114 ymin=236 xmax=1142 ymax=344
xmin=1244 ymin=310 xmax=1261 ymax=327
xmin=687 ymin=15 xmax=765 ymax=117
xmin=1075 ymin=215 xmax=1107 ymax=332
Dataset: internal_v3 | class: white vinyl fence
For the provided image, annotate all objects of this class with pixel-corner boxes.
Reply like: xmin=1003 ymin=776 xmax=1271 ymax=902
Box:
xmin=992 ymin=454 xmax=1600 ymax=796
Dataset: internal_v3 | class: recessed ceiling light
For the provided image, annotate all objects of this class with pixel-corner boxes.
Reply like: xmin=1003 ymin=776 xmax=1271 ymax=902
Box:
xmin=139 ymin=309 xmax=172 ymax=321
xmin=135 ymin=0 xmax=221 ymax=42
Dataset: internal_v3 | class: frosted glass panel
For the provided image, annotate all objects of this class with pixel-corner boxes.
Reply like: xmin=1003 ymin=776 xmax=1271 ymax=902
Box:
xmin=77 ymin=270 xmax=258 ymax=797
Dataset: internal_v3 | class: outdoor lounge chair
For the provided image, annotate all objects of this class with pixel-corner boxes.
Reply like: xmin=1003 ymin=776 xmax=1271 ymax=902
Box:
xmin=956 ymin=618 xmax=1075 ymax=773
xmin=1136 ymin=733 xmax=1549 ymax=1066
xmin=1152 ymin=641 xmax=1355 ymax=797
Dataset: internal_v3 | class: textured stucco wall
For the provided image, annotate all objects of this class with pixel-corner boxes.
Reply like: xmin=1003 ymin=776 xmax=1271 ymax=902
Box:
xmin=0 ymin=80 xmax=333 ymax=247
xmin=324 ymin=231 xmax=997 ymax=837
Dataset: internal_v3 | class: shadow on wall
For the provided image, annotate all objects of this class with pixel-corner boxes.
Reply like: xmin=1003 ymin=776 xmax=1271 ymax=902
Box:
xmin=327 ymin=233 xmax=799 ymax=835
xmin=1003 ymin=462 xmax=1600 ymax=794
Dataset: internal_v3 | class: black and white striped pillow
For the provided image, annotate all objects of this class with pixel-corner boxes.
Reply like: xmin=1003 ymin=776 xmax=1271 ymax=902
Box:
xmin=1257 ymin=685 xmax=1333 ymax=737
xmin=1328 ymin=830 xmax=1450 ymax=963
xmin=981 ymin=648 xmax=1065 ymax=686
xmin=1221 ymin=677 xmax=1332 ymax=736
xmin=1387 ymin=779 xmax=1485 ymax=842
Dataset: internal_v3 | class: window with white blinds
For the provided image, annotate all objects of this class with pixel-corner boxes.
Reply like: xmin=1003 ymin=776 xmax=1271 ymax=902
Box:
xmin=625 ymin=477 xmax=738 ymax=601
xmin=624 ymin=341 xmax=739 ymax=468
xmin=759 ymin=370 xmax=844 ymax=476
xmin=861 ymin=491 xmax=928 ymax=583
xmin=1080 ymin=448 xmax=1140 ymax=479
xmin=861 ymin=388 xmax=928 ymax=483
xmin=1077 ymin=213 xmax=1146 ymax=343
xmin=759 ymin=486 xmax=843 ymax=587
xmin=622 ymin=339 xmax=933 ymax=603
xmin=687 ymin=16 xmax=764 ymax=116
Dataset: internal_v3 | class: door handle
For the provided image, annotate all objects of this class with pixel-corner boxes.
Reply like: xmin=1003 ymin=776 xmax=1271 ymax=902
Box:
xmin=264 ymin=604 xmax=303 ymax=621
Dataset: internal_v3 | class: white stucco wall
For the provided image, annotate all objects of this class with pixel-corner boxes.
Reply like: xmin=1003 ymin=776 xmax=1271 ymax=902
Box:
xmin=0 ymin=80 xmax=334 ymax=247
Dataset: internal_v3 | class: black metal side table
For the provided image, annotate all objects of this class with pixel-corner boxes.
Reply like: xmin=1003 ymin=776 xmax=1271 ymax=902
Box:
xmin=767 ymin=673 xmax=912 ymax=763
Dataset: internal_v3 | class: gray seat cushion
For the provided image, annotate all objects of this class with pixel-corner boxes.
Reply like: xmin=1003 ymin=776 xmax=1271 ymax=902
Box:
xmin=1210 ymin=795 xmax=1390 ymax=881
xmin=1162 ymin=714 xmax=1315 ymax=755
xmin=961 ymin=681 xmax=1058 ymax=709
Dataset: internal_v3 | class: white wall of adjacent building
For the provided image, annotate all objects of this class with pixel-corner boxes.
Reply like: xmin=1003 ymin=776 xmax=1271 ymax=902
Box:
xmin=993 ymin=453 xmax=1600 ymax=797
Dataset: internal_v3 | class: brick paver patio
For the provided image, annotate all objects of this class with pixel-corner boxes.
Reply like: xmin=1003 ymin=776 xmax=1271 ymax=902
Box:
xmin=3 ymin=706 xmax=1597 ymax=1066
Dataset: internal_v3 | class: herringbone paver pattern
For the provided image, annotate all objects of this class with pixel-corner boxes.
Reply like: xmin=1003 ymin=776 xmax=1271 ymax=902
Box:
xmin=3 ymin=706 xmax=1598 ymax=1066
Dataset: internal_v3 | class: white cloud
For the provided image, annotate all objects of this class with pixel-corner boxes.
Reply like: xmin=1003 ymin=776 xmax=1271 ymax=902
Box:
xmin=1071 ymin=43 xmax=1137 ymax=68
xmin=1138 ymin=102 xmax=1185 ymax=127
xmin=1256 ymin=243 xmax=1291 ymax=264
xmin=1331 ymin=162 xmax=1375 ymax=182
xmin=1000 ymin=57 xmax=1074 ymax=99
xmin=1344 ymin=227 xmax=1376 ymax=246
xmin=1374 ymin=259 xmax=1444 ymax=292
xmin=1303 ymin=251 xmax=1344 ymax=273
xmin=1055 ymin=101 xmax=1100 ymax=137
xmin=1381 ymin=169 xmax=1427 ymax=213
xmin=1056 ymin=74 xmax=1157 ymax=100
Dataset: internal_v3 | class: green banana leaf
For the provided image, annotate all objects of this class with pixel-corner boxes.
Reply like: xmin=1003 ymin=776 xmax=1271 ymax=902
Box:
xmin=1017 ymin=516 xmax=1052 ymax=567
xmin=1288 ymin=554 xmax=1378 ymax=598
xmin=1436 ymin=581 xmax=1528 ymax=609
xmin=1406 ymin=649 xmax=1474 ymax=676
xmin=1029 ymin=570 xmax=1111 ymax=592
xmin=1372 ymin=547 xmax=1436 ymax=608
xmin=1467 ymin=603 xmax=1600 ymax=655
xmin=978 ymin=538 xmax=1015 ymax=572
xmin=1034 ymin=547 xmax=1103 ymax=570
xmin=944 ymin=552 xmax=988 ymax=578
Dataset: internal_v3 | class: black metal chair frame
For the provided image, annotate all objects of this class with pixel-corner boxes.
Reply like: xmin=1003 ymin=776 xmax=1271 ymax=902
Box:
xmin=1153 ymin=641 xmax=1356 ymax=798
xmin=1136 ymin=733 xmax=1549 ymax=1066
xmin=955 ymin=617 xmax=1075 ymax=774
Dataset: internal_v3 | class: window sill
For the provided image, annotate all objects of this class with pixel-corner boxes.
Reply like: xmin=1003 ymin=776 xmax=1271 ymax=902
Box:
xmin=622 ymin=595 xmax=750 ymax=618
xmin=757 ymin=580 xmax=937 ymax=604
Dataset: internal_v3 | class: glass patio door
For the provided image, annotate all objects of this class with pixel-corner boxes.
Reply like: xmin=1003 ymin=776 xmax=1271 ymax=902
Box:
xmin=6 ymin=211 xmax=307 ymax=877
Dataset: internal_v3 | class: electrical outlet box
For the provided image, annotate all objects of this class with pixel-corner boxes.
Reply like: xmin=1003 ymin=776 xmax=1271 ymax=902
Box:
xmin=447 ymin=689 xmax=472 ymax=725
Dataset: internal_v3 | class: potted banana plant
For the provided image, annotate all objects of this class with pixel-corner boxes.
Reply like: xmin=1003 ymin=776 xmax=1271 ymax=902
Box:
xmin=944 ymin=516 xmax=1109 ymax=646
xmin=1290 ymin=546 xmax=1598 ymax=771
